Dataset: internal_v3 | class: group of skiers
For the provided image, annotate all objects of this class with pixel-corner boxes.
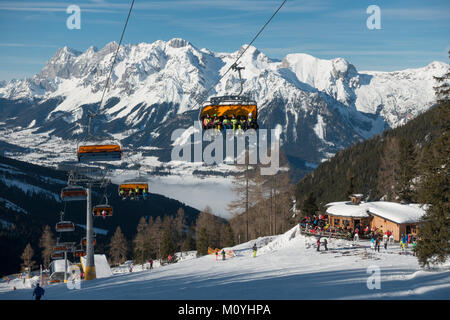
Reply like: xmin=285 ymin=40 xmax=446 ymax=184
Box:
xmin=119 ymin=187 xmax=148 ymax=200
xmin=299 ymin=215 xmax=329 ymax=234
xmin=201 ymin=113 xmax=258 ymax=131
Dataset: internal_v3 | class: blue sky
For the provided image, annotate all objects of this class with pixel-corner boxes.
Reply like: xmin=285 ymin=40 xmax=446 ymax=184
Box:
xmin=0 ymin=0 xmax=449 ymax=81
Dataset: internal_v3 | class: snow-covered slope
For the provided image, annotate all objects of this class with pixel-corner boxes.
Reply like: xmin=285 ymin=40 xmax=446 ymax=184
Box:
xmin=0 ymin=38 xmax=447 ymax=180
xmin=1 ymin=225 xmax=449 ymax=299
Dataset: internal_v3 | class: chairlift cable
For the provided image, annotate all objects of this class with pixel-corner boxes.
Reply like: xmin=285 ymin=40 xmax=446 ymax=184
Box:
xmin=97 ymin=0 xmax=135 ymax=113
xmin=191 ymin=0 xmax=287 ymax=112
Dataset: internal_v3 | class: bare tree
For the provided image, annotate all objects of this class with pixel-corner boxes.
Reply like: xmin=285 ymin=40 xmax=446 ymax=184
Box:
xmin=21 ymin=243 xmax=36 ymax=275
xmin=108 ymin=226 xmax=128 ymax=266
xmin=39 ymin=225 xmax=55 ymax=269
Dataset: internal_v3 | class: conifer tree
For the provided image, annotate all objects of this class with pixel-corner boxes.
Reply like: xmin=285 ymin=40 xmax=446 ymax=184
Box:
xmin=416 ymin=59 xmax=450 ymax=267
xmin=133 ymin=217 xmax=149 ymax=265
xmin=182 ymin=223 xmax=196 ymax=252
xmin=196 ymin=227 xmax=209 ymax=256
xmin=416 ymin=105 xmax=450 ymax=267
xmin=160 ymin=216 xmax=176 ymax=260
xmin=301 ymin=192 xmax=318 ymax=217
xmin=223 ymin=224 xmax=235 ymax=248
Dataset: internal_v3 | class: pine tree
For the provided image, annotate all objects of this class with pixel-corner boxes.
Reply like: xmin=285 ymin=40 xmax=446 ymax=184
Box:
xmin=196 ymin=227 xmax=209 ymax=256
xmin=345 ymin=176 xmax=355 ymax=199
xmin=377 ymin=137 xmax=401 ymax=200
xmin=39 ymin=225 xmax=55 ymax=269
xmin=21 ymin=243 xmax=36 ymax=275
xmin=133 ymin=217 xmax=149 ymax=265
xmin=223 ymin=224 xmax=235 ymax=247
xmin=174 ymin=208 xmax=186 ymax=252
xmin=182 ymin=223 xmax=196 ymax=252
xmin=415 ymin=57 xmax=450 ymax=267
xmin=160 ymin=216 xmax=176 ymax=260
xmin=148 ymin=216 xmax=162 ymax=260
xmin=108 ymin=226 xmax=128 ymax=266
xmin=416 ymin=104 xmax=450 ymax=267
xmin=398 ymin=138 xmax=417 ymax=203
xmin=301 ymin=192 xmax=318 ymax=217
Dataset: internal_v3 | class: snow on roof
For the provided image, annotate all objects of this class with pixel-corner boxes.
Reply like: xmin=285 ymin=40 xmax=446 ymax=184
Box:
xmin=367 ymin=202 xmax=427 ymax=224
xmin=325 ymin=201 xmax=370 ymax=218
xmin=325 ymin=201 xmax=427 ymax=224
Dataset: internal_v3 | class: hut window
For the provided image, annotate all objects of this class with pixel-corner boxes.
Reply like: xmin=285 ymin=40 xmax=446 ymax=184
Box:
xmin=334 ymin=219 xmax=340 ymax=227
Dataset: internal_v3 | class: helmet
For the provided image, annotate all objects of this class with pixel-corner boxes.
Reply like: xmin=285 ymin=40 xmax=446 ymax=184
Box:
xmin=248 ymin=113 xmax=253 ymax=117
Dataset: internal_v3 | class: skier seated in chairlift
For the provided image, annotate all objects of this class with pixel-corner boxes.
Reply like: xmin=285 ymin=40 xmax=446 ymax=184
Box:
xmin=247 ymin=113 xmax=258 ymax=130
xmin=230 ymin=114 xmax=238 ymax=131
xmin=119 ymin=188 xmax=126 ymax=200
xmin=142 ymin=188 xmax=148 ymax=199
xmin=222 ymin=115 xmax=231 ymax=130
xmin=212 ymin=114 xmax=221 ymax=131
xmin=203 ymin=114 xmax=212 ymax=130
xmin=102 ymin=210 xmax=107 ymax=219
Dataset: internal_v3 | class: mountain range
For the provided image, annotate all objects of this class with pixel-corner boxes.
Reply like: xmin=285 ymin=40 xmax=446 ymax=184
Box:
xmin=0 ymin=38 xmax=447 ymax=181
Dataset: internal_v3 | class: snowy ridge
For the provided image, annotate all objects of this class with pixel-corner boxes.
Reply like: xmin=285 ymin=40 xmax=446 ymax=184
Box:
xmin=0 ymin=38 xmax=447 ymax=199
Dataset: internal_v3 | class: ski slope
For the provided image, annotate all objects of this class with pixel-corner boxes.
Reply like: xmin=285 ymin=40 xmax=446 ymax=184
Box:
xmin=1 ymin=225 xmax=449 ymax=300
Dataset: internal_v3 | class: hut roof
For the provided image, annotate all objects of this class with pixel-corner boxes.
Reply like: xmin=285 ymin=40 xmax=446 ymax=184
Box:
xmin=325 ymin=201 xmax=427 ymax=223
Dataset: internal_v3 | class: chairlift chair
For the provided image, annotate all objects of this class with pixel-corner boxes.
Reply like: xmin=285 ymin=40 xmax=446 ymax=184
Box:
xmin=93 ymin=204 xmax=113 ymax=218
xmin=118 ymin=181 xmax=149 ymax=200
xmin=55 ymin=221 xmax=75 ymax=232
xmin=77 ymin=142 xmax=123 ymax=162
xmin=61 ymin=186 xmax=87 ymax=202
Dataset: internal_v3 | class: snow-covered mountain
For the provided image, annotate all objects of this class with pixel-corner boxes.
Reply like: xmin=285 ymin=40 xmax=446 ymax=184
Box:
xmin=0 ymin=38 xmax=447 ymax=177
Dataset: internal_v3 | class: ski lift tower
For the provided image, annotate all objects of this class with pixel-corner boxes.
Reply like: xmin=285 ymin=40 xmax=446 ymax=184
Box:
xmin=67 ymin=167 xmax=110 ymax=280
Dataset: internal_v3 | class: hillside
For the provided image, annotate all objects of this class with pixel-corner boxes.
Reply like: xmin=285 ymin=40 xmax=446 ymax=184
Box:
xmin=0 ymin=155 xmax=199 ymax=276
xmin=1 ymin=225 xmax=449 ymax=300
xmin=294 ymin=103 xmax=448 ymax=210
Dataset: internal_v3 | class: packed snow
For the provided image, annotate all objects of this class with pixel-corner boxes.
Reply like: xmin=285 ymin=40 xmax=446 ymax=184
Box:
xmin=1 ymin=225 xmax=449 ymax=300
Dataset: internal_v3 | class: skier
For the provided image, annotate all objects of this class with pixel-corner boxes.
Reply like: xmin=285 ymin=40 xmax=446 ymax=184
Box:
xmin=221 ymin=249 xmax=226 ymax=261
xmin=383 ymin=233 xmax=388 ymax=250
xmin=252 ymin=243 xmax=257 ymax=257
xmin=370 ymin=237 xmax=375 ymax=250
xmin=353 ymin=229 xmax=359 ymax=242
xmin=316 ymin=238 xmax=321 ymax=251
xmin=168 ymin=254 xmax=172 ymax=264
xmin=215 ymin=251 xmax=219 ymax=261
xmin=32 ymin=283 xmax=45 ymax=300
xmin=149 ymin=259 xmax=153 ymax=269
xmin=323 ymin=238 xmax=328 ymax=251
xmin=389 ymin=233 xmax=394 ymax=244
xmin=375 ymin=237 xmax=380 ymax=252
